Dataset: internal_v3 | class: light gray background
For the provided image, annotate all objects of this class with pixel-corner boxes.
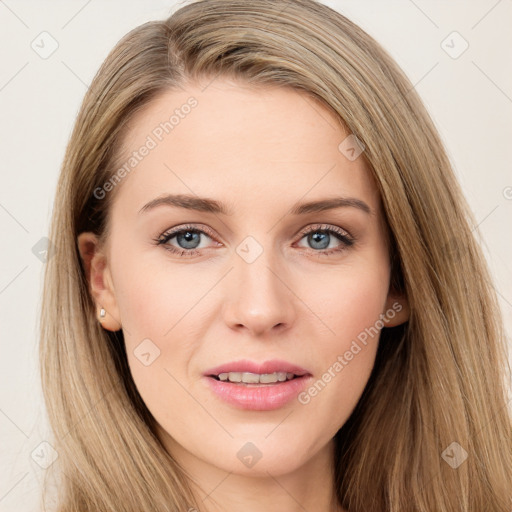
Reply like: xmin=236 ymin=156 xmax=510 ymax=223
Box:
xmin=1 ymin=1 xmax=511 ymax=510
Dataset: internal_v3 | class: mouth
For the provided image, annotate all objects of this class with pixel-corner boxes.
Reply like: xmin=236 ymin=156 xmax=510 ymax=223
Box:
xmin=202 ymin=360 xmax=312 ymax=410
xmin=208 ymin=371 xmax=303 ymax=385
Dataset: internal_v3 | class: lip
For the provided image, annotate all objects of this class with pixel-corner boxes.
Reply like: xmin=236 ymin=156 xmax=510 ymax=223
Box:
xmin=203 ymin=359 xmax=310 ymax=377
xmin=202 ymin=359 xmax=312 ymax=411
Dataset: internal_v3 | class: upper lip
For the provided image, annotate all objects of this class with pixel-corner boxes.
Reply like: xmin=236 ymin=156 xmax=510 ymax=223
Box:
xmin=204 ymin=359 xmax=311 ymax=377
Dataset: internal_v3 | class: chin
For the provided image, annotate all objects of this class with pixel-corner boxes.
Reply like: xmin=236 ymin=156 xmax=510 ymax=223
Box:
xmin=223 ymin=434 xmax=316 ymax=476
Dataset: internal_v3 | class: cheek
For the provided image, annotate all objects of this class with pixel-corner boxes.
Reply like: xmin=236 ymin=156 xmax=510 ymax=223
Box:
xmin=109 ymin=247 xmax=209 ymax=404
xmin=110 ymin=245 xmax=205 ymax=339
xmin=296 ymin=260 xmax=389 ymax=424
xmin=305 ymin=254 xmax=390 ymax=343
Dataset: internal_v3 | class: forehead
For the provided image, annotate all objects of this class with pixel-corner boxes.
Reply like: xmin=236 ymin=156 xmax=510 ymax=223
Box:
xmin=113 ymin=79 xmax=381 ymax=214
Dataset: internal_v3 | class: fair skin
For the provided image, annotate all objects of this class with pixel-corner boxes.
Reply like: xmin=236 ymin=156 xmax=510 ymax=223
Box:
xmin=78 ymin=79 xmax=408 ymax=512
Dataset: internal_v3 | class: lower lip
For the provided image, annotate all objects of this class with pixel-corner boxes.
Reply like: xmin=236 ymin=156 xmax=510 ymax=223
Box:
xmin=203 ymin=375 xmax=312 ymax=411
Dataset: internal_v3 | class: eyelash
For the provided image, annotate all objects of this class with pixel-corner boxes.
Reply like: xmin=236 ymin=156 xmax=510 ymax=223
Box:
xmin=153 ymin=223 xmax=355 ymax=258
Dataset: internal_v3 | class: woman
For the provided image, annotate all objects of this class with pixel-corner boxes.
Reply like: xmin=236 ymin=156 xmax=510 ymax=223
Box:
xmin=39 ymin=0 xmax=512 ymax=510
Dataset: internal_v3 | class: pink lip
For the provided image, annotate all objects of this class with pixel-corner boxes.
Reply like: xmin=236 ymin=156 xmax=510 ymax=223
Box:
xmin=203 ymin=359 xmax=310 ymax=377
xmin=202 ymin=359 xmax=312 ymax=411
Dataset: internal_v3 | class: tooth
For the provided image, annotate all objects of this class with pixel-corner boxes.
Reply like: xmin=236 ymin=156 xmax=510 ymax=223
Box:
xmin=259 ymin=373 xmax=279 ymax=383
xmin=241 ymin=372 xmax=260 ymax=384
xmin=217 ymin=371 xmax=298 ymax=384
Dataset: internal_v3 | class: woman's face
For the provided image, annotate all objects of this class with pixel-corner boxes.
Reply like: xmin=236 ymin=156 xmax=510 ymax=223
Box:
xmin=80 ymin=79 xmax=407 ymax=479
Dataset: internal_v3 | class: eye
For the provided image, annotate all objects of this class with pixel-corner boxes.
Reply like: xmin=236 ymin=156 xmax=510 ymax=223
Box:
xmin=154 ymin=223 xmax=355 ymax=258
xmin=154 ymin=224 xmax=219 ymax=257
xmin=295 ymin=224 xmax=355 ymax=255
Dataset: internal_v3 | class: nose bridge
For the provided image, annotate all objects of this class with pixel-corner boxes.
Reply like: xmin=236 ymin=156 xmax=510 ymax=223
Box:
xmin=222 ymin=234 xmax=295 ymax=334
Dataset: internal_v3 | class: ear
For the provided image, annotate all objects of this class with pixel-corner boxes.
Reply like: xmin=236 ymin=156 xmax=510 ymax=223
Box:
xmin=77 ymin=232 xmax=122 ymax=332
xmin=382 ymin=289 xmax=409 ymax=327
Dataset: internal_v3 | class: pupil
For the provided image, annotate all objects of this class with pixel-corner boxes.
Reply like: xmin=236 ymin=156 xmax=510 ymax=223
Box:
xmin=310 ymin=232 xmax=329 ymax=250
xmin=178 ymin=231 xmax=200 ymax=249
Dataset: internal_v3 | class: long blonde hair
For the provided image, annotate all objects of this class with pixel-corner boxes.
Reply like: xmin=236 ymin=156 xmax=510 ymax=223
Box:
xmin=40 ymin=0 xmax=512 ymax=510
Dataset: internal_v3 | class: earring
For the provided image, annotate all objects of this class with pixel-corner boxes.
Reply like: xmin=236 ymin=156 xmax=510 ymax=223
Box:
xmin=99 ymin=307 xmax=106 ymax=321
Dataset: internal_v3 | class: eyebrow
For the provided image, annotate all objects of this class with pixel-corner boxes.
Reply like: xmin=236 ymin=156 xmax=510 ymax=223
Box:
xmin=139 ymin=193 xmax=372 ymax=216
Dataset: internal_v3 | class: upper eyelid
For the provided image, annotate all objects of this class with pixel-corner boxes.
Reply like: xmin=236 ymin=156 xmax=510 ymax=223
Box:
xmin=160 ymin=224 xmax=216 ymax=240
xmin=298 ymin=223 xmax=351 ymax=237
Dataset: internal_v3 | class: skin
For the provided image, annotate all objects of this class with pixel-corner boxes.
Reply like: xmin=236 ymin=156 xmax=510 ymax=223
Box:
xmin=78 ymin=79 xmax=409 ymax=512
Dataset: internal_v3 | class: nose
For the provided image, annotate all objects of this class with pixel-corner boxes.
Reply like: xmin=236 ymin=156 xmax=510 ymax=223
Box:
xmin=222 ymin=246 xmax=296 ymax=337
